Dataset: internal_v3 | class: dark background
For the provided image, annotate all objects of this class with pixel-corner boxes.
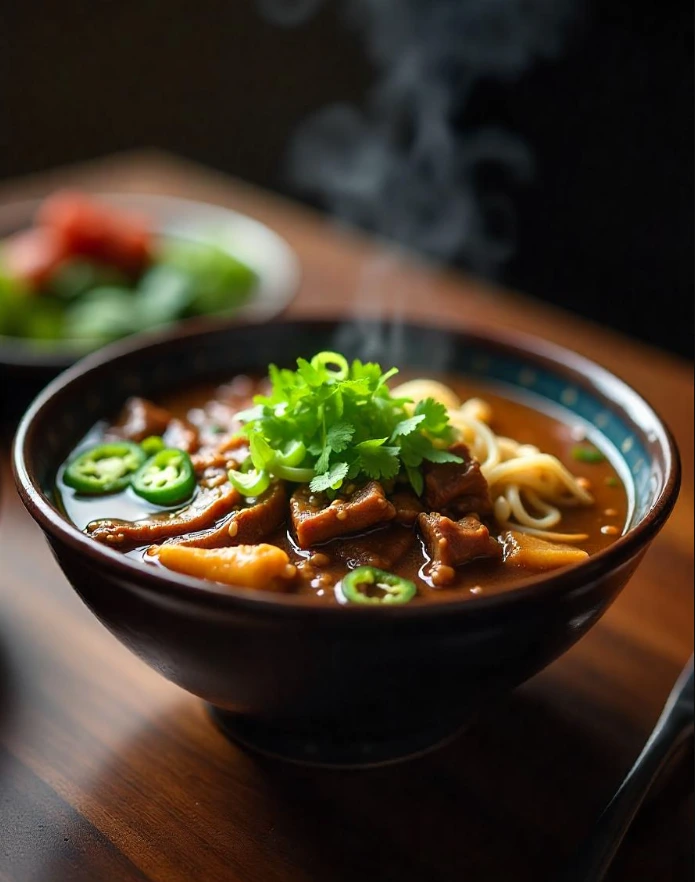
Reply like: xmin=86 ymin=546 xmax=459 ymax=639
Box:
xmin=2 ymin=0 xmax=693 ymax=358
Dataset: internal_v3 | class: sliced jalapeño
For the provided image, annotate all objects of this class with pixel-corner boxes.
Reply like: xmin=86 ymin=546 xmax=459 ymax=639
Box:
xmin=63 ymin=441 xmax=147 ymax=495
xmin=131 ymin=448 xmax=196 ymax=506
xmin=340 ymin=566 xmax=417 ymax=605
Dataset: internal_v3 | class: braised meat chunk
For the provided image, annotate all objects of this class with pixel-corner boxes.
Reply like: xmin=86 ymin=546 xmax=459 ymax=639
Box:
xmin=326 ymin=524 xmax=416 ymax=571
xmin=161 ymin=418 xmax=199 ymax=454
xmin=290 ymin=481 xmax=396 ymax=549
xmin=164 ymin=482 xmax=287 ymax=549
xmin=423 ymin=442 xmax=492 ymax=516
xmin=191 ymin=435 xmax=249 ymax=474
xmin=109 ymin=396 xmax=199 ymax=452
xmin=108 ymin=397 xmax=172 ymax=442
xmin=419 ymin=512 xmax=501 ymax=586
xmin=390 ymin=488 xmax=425 ymax=526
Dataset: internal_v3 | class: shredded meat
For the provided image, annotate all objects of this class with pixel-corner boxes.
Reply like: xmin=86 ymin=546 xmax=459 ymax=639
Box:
xmin=423 ymin=442 xmax=492 ymax=516
xmin=108 ymin=397 xmax=199 ymax=452
xmin=87 ymin=483 xmax=240 ymax=549
xmin=419 ymin=512 xmax=501 ymax=586
xmin=162 ymin=483 xmax=287 ymax=549
xmin=290 ymin=481 xmax=396 ymax=549
xmin=390 ymin=488 xmax=425 ymax=526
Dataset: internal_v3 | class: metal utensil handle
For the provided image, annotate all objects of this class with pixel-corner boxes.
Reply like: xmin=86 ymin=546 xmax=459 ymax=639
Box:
xmin=557 ymin=657 xmax=694 ymax=882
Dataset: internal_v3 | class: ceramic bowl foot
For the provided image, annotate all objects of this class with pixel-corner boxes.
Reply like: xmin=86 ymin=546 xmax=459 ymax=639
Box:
xmin=208 ymin=706 xmax=466 ymax=769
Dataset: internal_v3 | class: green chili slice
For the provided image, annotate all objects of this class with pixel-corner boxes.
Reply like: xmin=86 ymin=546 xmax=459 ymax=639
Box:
xmin=228 ymin=467 xmax=271 ymax=497
xmin=140 ymin=435 xmax=166 ymax=456
xmin=271 ymin=463 xmax=315 ymax=483
xmin=310 ymin=351 xmax=349 ymax=380
xmin=63 ymin=441 xmax=147 ymax=495
xmin=340 ymin=566 xmax=417 ymax=605
xmin=273 ymin=440 xmax=307 ymax=468
xmin=132 ymin=448 xmax=196 ymax=506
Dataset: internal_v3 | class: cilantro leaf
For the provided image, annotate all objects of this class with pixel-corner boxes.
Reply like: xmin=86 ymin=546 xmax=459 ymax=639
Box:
xmin=422 ymin=448 xmax=464 ymax=464
xmin=406 ymin=465 xmax=424 ymax=497
xmin=415 ymin=398 xmax=451 ymax=437
xmin=398 ymin=432 xmax=431 ymax=467
xmin=390 ymin=414 xmax=425 ymax=440
xmin=314 ymin=421 xmax=355 ymax=473
xmin=310 ymin=461 xmax=349 ymax=493
xmin=314 ymin=447 xmax=331 ymax=475
xmin=296 ymin=358 xmax=324 ymax=387
xmin=326 ymin=422 xmax=355 ymax=453
xmin=354 ymin=439 xmax=401 ymax=480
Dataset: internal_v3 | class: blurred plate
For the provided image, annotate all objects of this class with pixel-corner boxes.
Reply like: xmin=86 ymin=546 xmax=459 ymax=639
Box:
xmin=0 ymin=192 xmax=301 ymax=417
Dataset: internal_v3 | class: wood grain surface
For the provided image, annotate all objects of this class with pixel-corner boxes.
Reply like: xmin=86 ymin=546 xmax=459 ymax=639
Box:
xmin=0 ymin=151 xmax=692 ymax=882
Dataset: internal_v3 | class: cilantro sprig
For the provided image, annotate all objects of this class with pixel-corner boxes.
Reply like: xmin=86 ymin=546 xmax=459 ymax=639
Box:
xmin=228 ymin=351 xmax=461 ymax=497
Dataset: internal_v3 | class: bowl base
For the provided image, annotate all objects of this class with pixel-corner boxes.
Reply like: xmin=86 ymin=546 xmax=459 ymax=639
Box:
xmin=208 ymin=706 xmax=466 ymax=769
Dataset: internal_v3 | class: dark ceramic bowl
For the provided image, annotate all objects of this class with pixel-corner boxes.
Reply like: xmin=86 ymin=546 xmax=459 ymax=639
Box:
xmin=12 ymin=319 xmax=681 ymax=767
xmin=0 ymin=193 xmax=299 ymax=422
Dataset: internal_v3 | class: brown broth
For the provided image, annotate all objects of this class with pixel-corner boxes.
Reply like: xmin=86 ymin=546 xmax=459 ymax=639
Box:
xmin=58 ymin=376 xmax=629 ymax=604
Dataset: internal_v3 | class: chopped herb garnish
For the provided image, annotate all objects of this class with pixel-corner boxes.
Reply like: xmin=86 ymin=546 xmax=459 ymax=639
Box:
xmin=605 ymin=476 xmax=621 ymax=488
xmin=231 ymin=351 xmax=461 ymax=496
xmin=572 ymin=444 xmax=607 ymax=464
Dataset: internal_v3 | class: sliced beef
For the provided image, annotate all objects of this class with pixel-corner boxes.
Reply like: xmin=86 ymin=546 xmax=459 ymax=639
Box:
xmin=423 ymin=441 xmax=492 ymax=516
xmin=326 ymin=524 xmax=416 ymax=570
xmin=87 ymin=482 xmax=240 ymax=549
xmin=163 ymin=482 xmax=287 ymax=549
xmin=108 ymin=397 xmax=199 ymax=452
xmin=419 ymin=512 xmax=502 ymax=586
xmin=390 ymin=488 xmax=425 ymax=526
xmin=290 ymin=481 xmax=396 ymax=549
xmin=502 ymin=531 xmax=589 ymax=571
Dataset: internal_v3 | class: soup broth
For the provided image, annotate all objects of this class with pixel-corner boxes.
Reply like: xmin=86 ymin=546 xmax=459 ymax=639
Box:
xmin=58 ymin=370 xmax=628 ymax=605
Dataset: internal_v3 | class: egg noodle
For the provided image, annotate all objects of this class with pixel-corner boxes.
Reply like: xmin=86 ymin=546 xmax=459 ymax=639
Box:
xmin=392 ymin=380 xmax=594 ymax=543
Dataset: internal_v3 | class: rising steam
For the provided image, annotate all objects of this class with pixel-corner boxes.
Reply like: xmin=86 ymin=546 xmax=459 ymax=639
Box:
xmin=257 ymin=0 xmax=575 ymax=274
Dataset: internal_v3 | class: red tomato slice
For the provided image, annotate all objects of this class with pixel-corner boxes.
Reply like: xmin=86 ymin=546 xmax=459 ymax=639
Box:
xmin=37 ymin=190 xmax=153 ymax=274
xmin=2 ymin=227 xmax=69 ymax=288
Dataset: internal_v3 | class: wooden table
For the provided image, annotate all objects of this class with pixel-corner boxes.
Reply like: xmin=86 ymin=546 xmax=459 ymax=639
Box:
xmin=0 ymin=151 xmax=692 ymax=882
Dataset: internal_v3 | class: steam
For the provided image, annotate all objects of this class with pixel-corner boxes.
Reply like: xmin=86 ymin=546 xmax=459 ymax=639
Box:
xmin=330 ymin=254 xmax=455 ymax=369
xmin=257 ymin=0 xmax=575 ymax=274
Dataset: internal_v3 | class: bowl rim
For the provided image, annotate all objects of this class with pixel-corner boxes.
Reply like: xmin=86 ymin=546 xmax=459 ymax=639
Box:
xmin=0 ymin=191 xmax=301 ymax=369
xmin=12 ymin=316 xmax=682 ymax=621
